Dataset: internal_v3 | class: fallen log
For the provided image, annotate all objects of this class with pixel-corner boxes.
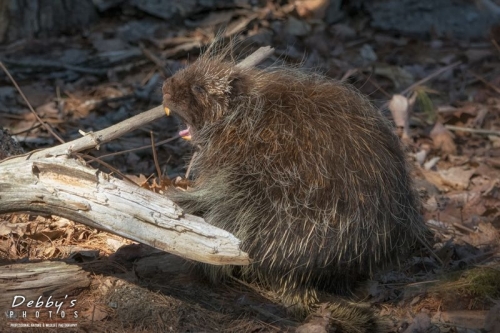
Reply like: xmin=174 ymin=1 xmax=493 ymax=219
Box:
xmin=0 ymin=261 xmax=90 ymax=307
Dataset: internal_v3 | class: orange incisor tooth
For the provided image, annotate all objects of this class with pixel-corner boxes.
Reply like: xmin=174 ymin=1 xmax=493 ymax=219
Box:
xmin=164 ymin=106 xmax=170 ymax=116
xmin=182 ymin=135 xmax=192 ymax=141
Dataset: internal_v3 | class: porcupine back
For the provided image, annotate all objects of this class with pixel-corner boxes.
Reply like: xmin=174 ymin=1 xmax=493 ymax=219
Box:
xmin=166 ymin=51 xmax=427 ymax=332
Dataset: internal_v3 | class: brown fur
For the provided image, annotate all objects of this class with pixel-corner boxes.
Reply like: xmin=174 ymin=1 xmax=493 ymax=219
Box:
xmin=162 ymin=47 xmax=427 ymax=332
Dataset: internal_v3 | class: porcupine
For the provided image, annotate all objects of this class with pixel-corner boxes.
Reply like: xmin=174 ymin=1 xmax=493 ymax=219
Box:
xmin=161 ymin=45 xmax=427 ymax=332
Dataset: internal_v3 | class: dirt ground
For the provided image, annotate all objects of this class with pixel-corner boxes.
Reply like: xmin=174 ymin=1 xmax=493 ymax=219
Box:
xmin=1 ymin=1 xmax=500 ymax=332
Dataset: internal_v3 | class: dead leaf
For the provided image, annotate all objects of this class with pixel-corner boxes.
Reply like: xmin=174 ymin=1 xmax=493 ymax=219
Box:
xmin=0 ymin=222 xmax=28 ymax=237
xmin=294 ymin=0 xmax=329 ymax=19
xmin=420 ymin=169 xmax=447 ymax=191
xmin=462 ymin=222 xmax=500 ymax=247
xmin=126 ymin=174 xmax=149 ymax=187
xmin=389 ymin=94 xmax=411 ymax=139
xmin=438 ymin=166 xmax=475 ymax=190
xmin=430 ymin=122 xmax=457 ymax=155
xmin=0 ymin=238 xmax=17 ymax=258
xmin=488 ymin=134 xmax=500 ymax=148
xmin=403 ymin=312 xmax=431 ymax=333
xmin=473 ymin=106 xmax=489 ymax=127
xmin=389 ymin=95 xmax=409 ymax=127
xmin=415 ymin=149 xmax=428 ymax=165
xmin=80 ymin=304 xmax=110 ymax=321
xmin=424 ymin=156 xmax=440 ymax=170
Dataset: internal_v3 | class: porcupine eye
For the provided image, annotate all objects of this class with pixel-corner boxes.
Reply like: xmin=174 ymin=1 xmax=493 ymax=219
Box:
xmin=192 ymin=85 xmax=205 ymax=95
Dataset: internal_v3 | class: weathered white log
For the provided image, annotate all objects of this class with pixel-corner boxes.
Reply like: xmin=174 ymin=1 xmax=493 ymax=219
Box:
xmin=0 ymin=156 xmax=249 ymax=265
xmin=0 ymin=46 xmax=275 ymax=266
xmin=0 ymin=261 xmax=90 ymax=306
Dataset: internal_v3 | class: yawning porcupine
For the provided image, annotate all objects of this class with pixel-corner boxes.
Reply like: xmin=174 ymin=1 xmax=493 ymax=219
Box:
xmin=162 ymin=45 xmax=428 ymax=332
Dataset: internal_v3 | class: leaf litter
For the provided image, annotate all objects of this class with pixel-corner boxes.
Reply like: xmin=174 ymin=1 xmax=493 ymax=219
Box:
xmin=0 ymin=1 xmax=500 ymax=332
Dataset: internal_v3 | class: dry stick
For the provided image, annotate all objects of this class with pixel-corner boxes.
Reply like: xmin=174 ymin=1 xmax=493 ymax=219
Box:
xmin=468 ymin=71 xmax=500 ymax=95
xmin=360 ymin=72 xmax=392 ymax=98
xmin=381 ymin=61 xmax=462 ymax=110
xmin=340 ymin=68 xmax=357 ymax=82
xmin=236 ymin=46 xmax=273 ymax=69
xmin=0 ymin=46 xmax=274 ymax=167
xmin=140 ymin=43 xmax=167 ymax=76
xmin=0 ymin=61 xmax=65 ymax=144
xmin=400 ymin=61 xmax=462 ymax=96
xmin=1 ymin=58 xmax=107 ymax=75
xmin=11 ymin=123 xmax=43 ymax=135
xmin=79 ymin=153 xmax=137 ymax=184
xmin=86 ymin=136 xmax=180 ymax=162
xmin=492 ymin=38 xmax=500 ymax=54
xmin=445 ymin=125 xmax=500 ymax=136
xmin=150 ymin=131 xmax=163 ymax=183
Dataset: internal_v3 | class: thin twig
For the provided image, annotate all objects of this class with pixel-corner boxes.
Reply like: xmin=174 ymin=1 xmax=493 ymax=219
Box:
xmin=140 ymin=43 xmax=167 ymax=76
xmin=0 ymin=61 xmax=65 ymax=144
xmin=492 ymin=38 xmax=500 ymax=55
xmin=468 ymin=70 xmax=500 ymax=94
xmin=78 ymin=154 xmax=137 ymax=184
xmin=380 ymin=61 xmax=462 ymax=110
xmin=452 ymin=222 xmax=476 ymax=234
xmin=360 ymin=72 xmax=392 ymax=98
xmin=10 ymin=123 xmax=43 ymax=135
xmin=1 ymin=58 xmax=107 ymax=75
xmin=150 ymin=131 xmax=162 ymax=183
xmin=340 ymin=68 xmax=357 ymax=82
xmin=235 ymin=46 xmax=274 ymax=69
xmin=86 ymin=136 xmax=180 ymax=162
xmin=401 ymin=61 xmax=462 ymax=96
xmin=445 ymin=125 xmax=500 ymax=136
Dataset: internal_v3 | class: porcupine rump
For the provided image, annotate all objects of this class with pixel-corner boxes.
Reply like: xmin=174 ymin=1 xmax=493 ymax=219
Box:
xmin=162 ymin=46 xmax=427 ymax=332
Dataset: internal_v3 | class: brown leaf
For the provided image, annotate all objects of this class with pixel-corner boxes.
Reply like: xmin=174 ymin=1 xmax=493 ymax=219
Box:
xmin=80 ymin=304 xmax=110 ymax=321
xmin=438 ymin=166 xmax=475 ymax=190
xmin=420 ymin=169 xmax=447 ymax=191
xmin=403 ymin=312 xmax=431 ymax=333
xmin=430 ymin=122 xmax=457 ymax=155
xmin=389 ymin=94 xmax=411 ymax=139
xmin=294 ymin=0 xmax=329 ymax=19
xmin=462 ymin=222 xmax=500 ymax=247
xmin=0 ymin=222 xmax=28 ymax=237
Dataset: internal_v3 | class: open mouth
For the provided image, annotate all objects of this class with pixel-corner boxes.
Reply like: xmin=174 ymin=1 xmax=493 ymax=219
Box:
xmin=178 ymin=126 xmax=191 ymax=140
xmin=165 ymin=106 xmax=192 ymax=141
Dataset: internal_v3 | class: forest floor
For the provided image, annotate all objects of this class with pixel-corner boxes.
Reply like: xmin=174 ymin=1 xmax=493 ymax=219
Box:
xmin=0 ymin=2 xmax=499 ymax=332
